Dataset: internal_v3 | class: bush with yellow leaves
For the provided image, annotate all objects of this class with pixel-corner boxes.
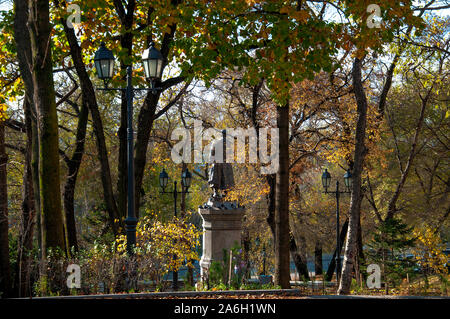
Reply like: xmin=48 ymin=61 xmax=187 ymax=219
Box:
xmin=114 ymin=212 xmax=202 ymax=285
xmin=412 ymin=226 xmax=449 ymax=276
xmin=32 ymin=212 xmax=202 ymax=296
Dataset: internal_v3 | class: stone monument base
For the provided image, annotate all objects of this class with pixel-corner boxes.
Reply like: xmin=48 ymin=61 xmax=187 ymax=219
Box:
xmin=198 ymin=200 xmax=245 ymax=281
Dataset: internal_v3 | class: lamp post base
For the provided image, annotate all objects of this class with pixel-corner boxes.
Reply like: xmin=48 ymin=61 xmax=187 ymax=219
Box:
xmin=125 ymin=217 xmax=138 ymax=255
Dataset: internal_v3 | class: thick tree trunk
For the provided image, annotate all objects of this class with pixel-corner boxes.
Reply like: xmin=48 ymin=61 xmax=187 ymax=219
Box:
xmin=338 ymin=57 xmax=368 ymax=294
xmin=13 ymin=0 xmax=41 ymax=258
xmin=28 ymin=0 xmax=66 ymax=254
xmin=274 ymin=103 xmax=291 ymax=288
xmin=63 ymin=98 xmax=89 ymax=252
xmin=325 ymin=219 xmax=349 ymax=281
xmin=0 ymin=121 xmax=11 ymax=298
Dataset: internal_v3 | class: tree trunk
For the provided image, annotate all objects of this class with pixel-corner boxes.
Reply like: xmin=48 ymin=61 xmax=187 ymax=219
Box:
xmin=267 ymin=174 xmax=309 ymax=281
xmin=116 ymin=98 xmax=128 ymax=221
xmin=13 ymin=0 xmax=42 ymax=259
xmin=314 ymin=241 xmax=323 ymax=276
xmin=63 ymin=97 xmax=89 ymax=252
xmin=325 ymin=219 xmax=349 ymax=281
xmin=385 ymin=90 xmax=429 ymax=221
xmin=133 ymin=23 xmax=179 ymax=217
xmin=134 ymin=93 xmax=158 ymax=218
xmin=15 ymin=98 xmax=35 ymax=297
xmin=116 ymin=2 xmax=136 ymax=222
xmin=274 ymin=103 xmax=291 ymax=288
xmin=289 ymin=233 xmax=310 ymax=280
xmin=242 ymin=224 xmax=251 ymax=280
xmin=31 ymin=108 xmax=41 ymax=257
xmin=0 ymin=120 xmax=11 ymax=298
xmin=266 ymin=174 xmax=276 ymax=237
xmin=356 ymin=215 xmax=366 ymax=282
xmin=28 ymin=0 xmax=66 ymax=254
xmin=59 ymin=10 xmax=120 ymax=236
xmin=338 ymin=57 xmax=368 ymax=294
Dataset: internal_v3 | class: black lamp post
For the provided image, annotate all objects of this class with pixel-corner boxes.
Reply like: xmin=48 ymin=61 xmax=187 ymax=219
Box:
xmin=321 ymin=168 xmax=352 ymax=283
xmin=94 ymin=42 xmax=165 ymax=255
xmin=159 ymin=168 xmax=192 ymax=291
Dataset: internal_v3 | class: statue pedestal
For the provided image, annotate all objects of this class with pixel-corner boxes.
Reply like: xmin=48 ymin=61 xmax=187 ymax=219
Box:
xmin=198 ymin=202 xmax=245 ymax=281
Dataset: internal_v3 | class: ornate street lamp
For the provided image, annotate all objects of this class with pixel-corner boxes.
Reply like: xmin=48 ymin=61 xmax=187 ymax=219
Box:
xmin=142 ymin=42 xmax=165 ymax=93
xmin=159 ymin=168 xmax=169 ymax=191
xmin=159 ymin=168 xmax=192 ymax=291
xmin=321 ymin=168 xmax=352 ymax=283
xmin=94 ymin=42 xmax=115 ymax=86
xmin=94 ymin=42 xmax=164 ymax=256
xmin=343 ymin=169 xmax=353 ymax=192
xmin=321 ymin=168 xmax=332 ymax=192
xmin=181 ymin=169 xmax=192 ymax=190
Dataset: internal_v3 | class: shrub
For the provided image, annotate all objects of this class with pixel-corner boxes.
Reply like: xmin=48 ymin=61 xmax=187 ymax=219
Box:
xmin=31 ymin=212 xmax=201 ymax=296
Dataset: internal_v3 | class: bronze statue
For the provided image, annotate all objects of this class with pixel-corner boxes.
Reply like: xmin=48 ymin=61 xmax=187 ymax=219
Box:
xmin=208 ymin=130 xmax=234 ymax=199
